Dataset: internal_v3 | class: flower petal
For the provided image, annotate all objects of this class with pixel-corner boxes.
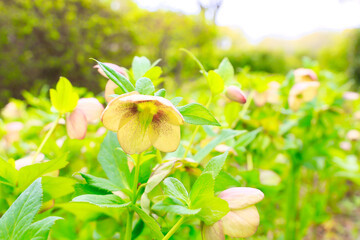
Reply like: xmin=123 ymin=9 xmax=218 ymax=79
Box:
xmin=222 ymin=206 xmax=260 ymax=238
xmin=149 ymin=120 xmax=181 ymax=153
xmin=76 ymin=98 xmax=104 ymax=123
xmin=66 ymin=109 xmax=87 ymax=139
xmin=105 ymin=80 xmax=119 ymax=102
xmin=117 ymin=114 xmax=152 ymax=155
xmin=101 ymin=92 xmax=139 ymax=131
xmin=219 ymin=187 xmax=264 ymax=209
xmin=202 ymin=221 xmax=224 ymax=240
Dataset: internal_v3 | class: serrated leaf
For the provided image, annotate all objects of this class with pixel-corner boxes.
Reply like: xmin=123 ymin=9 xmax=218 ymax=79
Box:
xmin=177 ymin=103 xmax=220 ymax=126
xmin=190 ymin=173 xmax=214 ymax=206
xmin=163 ymin=177 xmax=189 ymax=205
xmin=207 ymin=70 xmax=224 ymax=95
xmin=79 ymin=173 xmax=121 ymax=192
xmin=98 ymin=132 xmax=131 ymax=189
xmin=203 ymin=152 xmax=228 ymax=178
xmin=216 ymin=57 xmax=234 ymax=82
xmin=18 ymin=154 xmax=68 ymax=190
xmin=132 ymin=56 xmax=151 ymax=80
xmin=194 ymin=129 xmax=246 ymax=162
xmin=154 ymin=89 xmax=166 ymax=97
xmin=94 ymin=60 xmax=135 ymax=93
xmin=0 ymin=178 xmax=42 ymax=239
xmin=135 ymin=77 xmax=155 ymax=95
xmin=131 ymin=205 xmax=164 ymax=240
xmin=72 ymin=194 xmax=130 ymax=208
xmin=19 ymin=216 xmax=62 ymax=240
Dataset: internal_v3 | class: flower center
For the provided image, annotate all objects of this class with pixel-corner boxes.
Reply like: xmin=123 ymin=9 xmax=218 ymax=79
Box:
xmin=137 ymin=102 xmax=158 ymax=129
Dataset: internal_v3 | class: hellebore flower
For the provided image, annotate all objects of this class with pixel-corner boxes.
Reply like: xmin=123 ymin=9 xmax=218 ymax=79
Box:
xmin=94 ymin=63 xmax=128 ymax=103
xmin=288 ymin=81 xmax=320 ymax=111
xmin=202 ymin=187 xmax=264 ymax=239
xmin=225 ymin=86 xmax=247 ymax=104
xmin=294 ymin=68 xmax=317 ymax=83
xmin=66 ymin=98 xmax=104 ymax=139
xmin=101 ymin=91 xmax=184 ymax=155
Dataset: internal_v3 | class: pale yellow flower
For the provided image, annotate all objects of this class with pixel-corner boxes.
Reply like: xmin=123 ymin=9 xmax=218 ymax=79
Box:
xmin=294 ymin=68 xmax=317 ymax=83
xmin=101 ymin=91 xmax=184 ymax=155
xmin=202 ymin=187 xmax=264 ymax=239
xmin=288 ymin=81 xmax=320 ymax=111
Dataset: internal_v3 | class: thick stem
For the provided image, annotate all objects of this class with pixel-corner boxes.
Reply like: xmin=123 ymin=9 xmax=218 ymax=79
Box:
xmin=32 ymin=114 xmax=61 ymax=164
xmin=125 ymin=153 xmax=142 ymax=240
xmin=285 ymin=161 xmax=300 ymax=240
xmin=162 ymin=216 xmax=185 ymax=240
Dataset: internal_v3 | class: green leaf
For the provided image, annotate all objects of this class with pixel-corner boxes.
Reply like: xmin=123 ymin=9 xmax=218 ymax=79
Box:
xmin=194 ymin=129 xmax=245 ymax=162
xmin=163 ymin=177 xmax=189 ymax=205
xmin=131 ymin=205 xmax=164 ymax=240
xmin=150 ymin=58 xmax=162 ymax=68
xmin=98 ymin=132 xmax=131 ymax=189
xmin=153 ymin=201 xmax=200 ymax=216
xmin=180 ymin=48 xmax=207 ymax=79
xmin=207 ymin=70 xmax=224 ymax=95
xmin=132 ymin=56 xmax=152 ymax=80
xmin=79 ymin=173 xmax=121 ymax=192
xmin=143 ymin=66 xmax=162 ymax=82
xmin=177 ymin=103 xmax=220 ymax=126
xmin=94 ymin=60 xmax=135 ymax=93
xmin=203 ymin=152 xmax=228 ymax=178
xmin=170 ymin=97 xmax=182 ymax=106
xmin=214 ymin=171 xmax=241 ymax=192
xmin=50 ymin=77 xmax=79 ymax=114
xmin=19 ymin=216 xmax=62 ymax=240
xmin=42 ymin=176 xmax=76 ymax=201
xmin=235 ymin=128 xmax=262 ymax=148
xmin=0 ymin=158 xmax=18 ymax=186
xmin=135 ymin=77 xmax=155 ymax=95
xmin=195 ymin=196 xmax=229 ymax=225
xmin=215 ymin=57 xmax=234 ymax=82
xmin=190 ymin=173 xmax=214 ymax=206
xmin=18 ymin=154 xmax=68 ymax=190
xmin=0 ymin=178 xmax=42 ymax=239
xmin=154 ymin=88 xmax=166 ymax=97
xmin=72 ymin=194 xmax=130 ymax=208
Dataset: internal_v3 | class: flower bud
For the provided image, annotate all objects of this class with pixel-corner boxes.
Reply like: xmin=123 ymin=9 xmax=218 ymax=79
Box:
xmin=66 ymin=108 xmax=87 ymax=139
xmin=94 ymin=63 xmax=128 ymax=79
xmin=343 ymin=91 xmax=360 ymax=101
xmin=105 ymin=80 xmax=119 ymax=103
xmin=76 ymin=98 xmax=104 ymax=123
xmin=219 ymin=187 xmax=264 ymax=210
xmin=225 ymin=86 xmax=247 ymax=104
xmin=202 ymin=221 xmax=224 ymax=240
xmin=294 ymin=68 xmax=317 ymax=83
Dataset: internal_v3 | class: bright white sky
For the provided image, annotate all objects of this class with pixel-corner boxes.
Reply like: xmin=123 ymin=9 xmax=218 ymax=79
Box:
xmin=134 ymin=0 xmax=360 ymax=43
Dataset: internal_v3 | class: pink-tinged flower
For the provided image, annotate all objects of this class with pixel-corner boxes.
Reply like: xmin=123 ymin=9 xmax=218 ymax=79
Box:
xmin=346 ymin=129 xmax=360 ymax=141
xmin=225 ymin=86 xmax=247 ymax=104
xmin=4 ymin=122 xmax=24 ymax=146
xmin=343 ymin=91 xmax=360 ymax=101
xmin=202 ymin=187 xmax=264 ymax=239
xmin=94 ymin=63 xmax=128 ymax=79
xmin=294 ymin=68 xmax=317 ymax=83
xmin=288 ymin=81 xmax=320 ymax=111
xmin=101 ymin=91 xmax=184 ymax=155
xmin=66 ymin=98 xmax=104 ymax=139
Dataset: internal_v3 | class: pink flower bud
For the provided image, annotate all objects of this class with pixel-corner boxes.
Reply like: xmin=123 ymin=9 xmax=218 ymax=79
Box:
xmin=76 ymin=98 xmax=104 ymax=123
xmin=66 ymin=108 xmax=87 ymax=139
xmin=225 ymin=86 xmax=247 ymax=104
xmin=202 ymin=221 xmax=224 ymax=240
xmin=294 ymin=68 xmax=317 ymax=82
xmin=219 ymin=187 xmax=264 ymax=210
xmin=94 ymin=63 xmax=128 ymax=79
xmin=105 ymin=80 xmax=119 ymax=103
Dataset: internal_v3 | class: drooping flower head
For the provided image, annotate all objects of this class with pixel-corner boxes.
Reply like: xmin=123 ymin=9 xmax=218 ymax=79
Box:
xmin=101 ymin=91 xmax=184 ymax=155
xmin=202 ymin=187 xmax=264 ymax=239
xmin=294 ymin=68 xmax=317 ymax=83
xmin=288 ymin=81 xmax=320 ymax=111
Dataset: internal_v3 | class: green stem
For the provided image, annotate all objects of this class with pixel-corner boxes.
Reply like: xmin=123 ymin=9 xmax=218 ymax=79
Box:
xmin=246 ymin=153 xmax=253 ymax=171
xmin=162 ymin=216 xmax=185 ymax=240
xmin=32 ymin=114 xmax=61 ymax=164
xmin=125 ymin=153 xmax=142 ymax=240
xmin=183 ymin=96 xmax=212 ymax=158
xmin=239 ymin=90 xmax=254 ymax=118
xmin=285 ymin=161 xmax=300 ymax=240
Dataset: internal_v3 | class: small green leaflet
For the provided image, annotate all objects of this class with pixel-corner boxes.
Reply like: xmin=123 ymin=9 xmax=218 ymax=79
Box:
xmin=79 ymin=173 xmax=121 ymax=192
xmin=135 ymin=77 xmax=155 ymax=95
xmin=215 ymin=57 xmax=234 ymax=83
xmin=132 ymin=56 xmax=152 ymax=80
xmin=163 ymin=177 xmax=189 ymax=205
xmin=203 ymin=152 xmax=229 ymax=178
xmin=154 ymin=88 xmax=166 ymax=97
xmin=207 ymin=70 xmax=224 ymax=95
xmin=177 ymin=103 xmax=220 ymax=126
xmin=50 ymin=77 xmax=79 ymax=114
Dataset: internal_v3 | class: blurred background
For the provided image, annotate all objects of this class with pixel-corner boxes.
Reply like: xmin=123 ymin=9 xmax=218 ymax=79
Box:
xmin=1 ymin=0 xmax=360 ymax=106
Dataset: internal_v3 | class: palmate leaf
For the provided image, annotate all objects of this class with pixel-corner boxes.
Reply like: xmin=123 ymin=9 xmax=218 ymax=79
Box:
xmin=0 ymin=178 xmax=62 ymax=240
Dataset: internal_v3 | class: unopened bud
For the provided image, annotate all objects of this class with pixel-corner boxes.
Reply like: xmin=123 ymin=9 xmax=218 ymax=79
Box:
xmin=225 ymin=86 xmax=247 ymax=104
xmin=202 ymin=221 xmax=224 ymax=240
xmin=66 ymin=108 xmax=87 ymax=139
xmin=219 ymin=187 xmax=264 ymax=210
xmin=76 ymin=98 xmax=104 ymax=123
